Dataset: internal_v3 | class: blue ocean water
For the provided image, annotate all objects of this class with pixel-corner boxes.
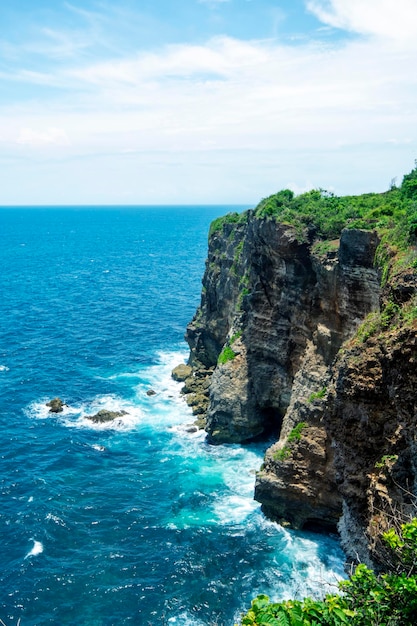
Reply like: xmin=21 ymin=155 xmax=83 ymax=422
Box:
xmin=0 ymin=207 xmax=345 ymax=626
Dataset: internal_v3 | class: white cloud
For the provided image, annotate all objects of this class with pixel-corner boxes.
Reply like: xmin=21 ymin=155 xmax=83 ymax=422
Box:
xmin=69 ymin=36 xmax=268 ymax=85
xmin=1 ymin=2 xmax=417 ymax=203
xmin=17 ymin=127 xmax=70 ymax=147
xmin=307 ymin=0 xmax=417 ymax=42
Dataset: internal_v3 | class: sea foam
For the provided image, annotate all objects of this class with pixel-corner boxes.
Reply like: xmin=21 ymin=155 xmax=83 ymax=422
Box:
xmin=25 ymin=540 xmax=44 ymax=559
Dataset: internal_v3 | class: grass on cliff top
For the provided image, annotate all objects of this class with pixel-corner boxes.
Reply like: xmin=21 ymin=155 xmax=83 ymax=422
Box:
xmin=209 ymin=211 xmax=248 ymax=238
xmin=208 ymin=164 xmax=417 ymax=286
xmin=209 ymin=164 xmax=417 ymax=259
xmin=254 ymin=165 xmax=417 ymax=246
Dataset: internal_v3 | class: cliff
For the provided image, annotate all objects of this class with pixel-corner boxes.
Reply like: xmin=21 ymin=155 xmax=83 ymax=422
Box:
xmin=180 ymin=171 xmax=417 ymax=567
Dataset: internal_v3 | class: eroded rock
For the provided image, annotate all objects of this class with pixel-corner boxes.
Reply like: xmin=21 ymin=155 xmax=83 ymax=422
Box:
xmin=46 ymin=397 xmax=66 ymax=413
xmin=86 ymin=409 xmax=128 ymax=423
xmin=171 ymin=364 xmax=192 ymax=382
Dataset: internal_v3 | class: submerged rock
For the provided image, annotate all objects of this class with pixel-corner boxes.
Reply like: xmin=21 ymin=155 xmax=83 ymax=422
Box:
xmin=146 ymin=389 xmax=156 ymax=396
xmin=86 ymin=409 xmax=128 ymax=423
xmin=46 ymin=397 xmax=66 ymax=413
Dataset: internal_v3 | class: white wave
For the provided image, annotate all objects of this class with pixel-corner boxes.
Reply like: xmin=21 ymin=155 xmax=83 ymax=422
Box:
xmin=26 ymin=395 xmax=144 ymax=431
xmin=25 ymin=540 xmax=44 ymax=559
xmin=26 ymin=348 xmax=191 ymax=432
xmin=26 ymin=400 xmax=69 ymax=420
xmin=213 ymin=494 xmax=259 ymax=525
xmin=130 ymin=349 xmax=196 ymax=429
xmin=71 ymin=396 xmax=143 ymax=432
xmin=0 ymin=365 xmax=9 ymax=372
xmin=255 ymin=520 xmax=345 ymax=599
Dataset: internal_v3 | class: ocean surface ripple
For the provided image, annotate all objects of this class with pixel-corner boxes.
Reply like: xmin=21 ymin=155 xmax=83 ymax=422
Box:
xmin=0 ymin=207 xmax=345 ymax=625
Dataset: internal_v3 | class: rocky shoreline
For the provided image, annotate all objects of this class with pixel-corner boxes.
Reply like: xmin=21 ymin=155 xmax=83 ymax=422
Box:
xmin=174 ymin=207 xmax=417 ymax=568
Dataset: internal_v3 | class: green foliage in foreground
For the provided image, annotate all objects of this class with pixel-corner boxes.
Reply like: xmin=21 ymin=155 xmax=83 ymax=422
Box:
xmin=239 ymin=520 xmax=417 ymax=626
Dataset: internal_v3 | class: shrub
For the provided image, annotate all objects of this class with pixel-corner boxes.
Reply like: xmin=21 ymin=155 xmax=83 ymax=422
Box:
xmin=287 ymin=422 xmax=307 ymax=442
xmin=218 ymin=345 xmax=237 ymax=365
xmin=238 ymin=519 xmax=417 ymax=626
xmin=253 ymin=164 xmax=417 ymax=261
xmin=273 ymin=446 xmax=291 ymax=462
xmin=209 ymin=212 xmax=247 ymax=238
xmin=308 ymin=388 xmax=327 ymax=402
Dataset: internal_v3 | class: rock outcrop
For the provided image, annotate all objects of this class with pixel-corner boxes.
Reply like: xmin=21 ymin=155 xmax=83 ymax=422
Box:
xmin=183 ymin=207 xmax=417 ymax=566
xmin=86 ymin=409 xmax=128 ymax=423
xmin=327 ymin=320 xmax=417 ymax=567
xmin=46 ymin=397 xmax=66 ymax=413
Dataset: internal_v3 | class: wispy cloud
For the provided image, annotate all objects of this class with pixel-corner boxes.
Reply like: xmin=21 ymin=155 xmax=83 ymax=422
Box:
xmin=3 ymin=32 xmax=414 ymax=156
xmin=17 ymin=127 xmax=70 ymax=147
xmin=306 ymin=0 xmax=417 ymax=42
xmin=0 ymin=0 xmax=416 ymax=203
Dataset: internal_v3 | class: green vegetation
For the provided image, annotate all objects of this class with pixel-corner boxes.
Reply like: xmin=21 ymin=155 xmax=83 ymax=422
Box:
xmin=254 ymin=166 xmax=417 ymax=243
xmin=230 ymin=330 xmax=242 ymax=344
xmin=273 ymin=446 xmax=291 ymax=462
xmin=287 ymin=422 xmax=308 ymax=443
xmin=253 ymin=166 xmax=417 ymax=283
xmin=308 ymin=388 xmax=327 ymax=402
xmin=234 ymin=240 xmax=244 ymax=263
xmin=237 ymin=287 xmax=251 ymax=311
xmin=272 ymin=423 xmax=308 ymax=461
xmin=375 ymin=454 xmax=398 ymax=470
xmin=239 ymin=519 xmax=417 ymax=626
xmin=312 ymin=239 xmax=339 ymax=257
xmin=218 ymin=345 xmax=237 ymax=365
xmin=231 ymin=240 xmax=245 ymax=277
xmin=356 ymin=296 xmax=417 ymax=343
xmin=217 ymin=331 xmax=243 ymax=364
xmin=209 ymin=211 xmax=247 ymax=238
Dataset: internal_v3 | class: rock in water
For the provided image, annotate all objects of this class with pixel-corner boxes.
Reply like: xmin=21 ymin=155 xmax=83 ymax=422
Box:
xmin=171 ymin=364 xmax=192 ymax=382
xmin=86 ymin=409 xmax=128 ymax=423
xmin=46 ymin=397 xmax=65 ymax=413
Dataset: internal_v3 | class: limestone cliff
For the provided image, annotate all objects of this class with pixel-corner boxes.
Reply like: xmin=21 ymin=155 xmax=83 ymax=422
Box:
xmin=180 ymin=180 xmax=417 ymax=566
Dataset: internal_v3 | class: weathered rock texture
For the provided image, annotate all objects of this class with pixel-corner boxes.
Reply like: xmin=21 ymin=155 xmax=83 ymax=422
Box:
xmin=184 ymin=210 xmax=417 ymax=566
xmin=86 ymin=409 xmax=128 ymax=423
xmin=328 ymin=322 xmax=417 ymax=567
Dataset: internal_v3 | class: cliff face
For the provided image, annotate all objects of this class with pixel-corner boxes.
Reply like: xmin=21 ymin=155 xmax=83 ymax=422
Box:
xmin=182 ymin=210 xmax=417 ymax=565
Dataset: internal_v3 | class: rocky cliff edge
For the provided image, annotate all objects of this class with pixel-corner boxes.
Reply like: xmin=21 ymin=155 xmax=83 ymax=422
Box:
xmin=178 ymin=185 xmax=417 ymax=567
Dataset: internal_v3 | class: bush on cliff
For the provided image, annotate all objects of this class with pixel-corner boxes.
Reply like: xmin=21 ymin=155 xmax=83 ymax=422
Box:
xmin=239 ymin=519 xmax=417 ymax=626
xmin=253 ymin=164 xmax=417 ymax=250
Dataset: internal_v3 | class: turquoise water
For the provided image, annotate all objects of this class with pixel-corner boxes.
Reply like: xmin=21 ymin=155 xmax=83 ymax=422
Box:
xmin=0 ymin=207 xmax=345 ymax=625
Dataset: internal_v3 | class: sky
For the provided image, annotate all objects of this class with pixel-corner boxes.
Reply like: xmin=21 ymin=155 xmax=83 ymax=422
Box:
xmin=1 ymin=0 xmax=417 ymax=205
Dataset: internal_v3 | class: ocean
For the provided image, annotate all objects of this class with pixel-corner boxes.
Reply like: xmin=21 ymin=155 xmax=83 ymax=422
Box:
xmin=0 ymin=207 xmax=345 ymax=625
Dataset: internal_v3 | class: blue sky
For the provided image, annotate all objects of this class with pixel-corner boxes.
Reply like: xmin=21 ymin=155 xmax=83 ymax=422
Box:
xmin=1 ymin=0 xmax=417 ymax=205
